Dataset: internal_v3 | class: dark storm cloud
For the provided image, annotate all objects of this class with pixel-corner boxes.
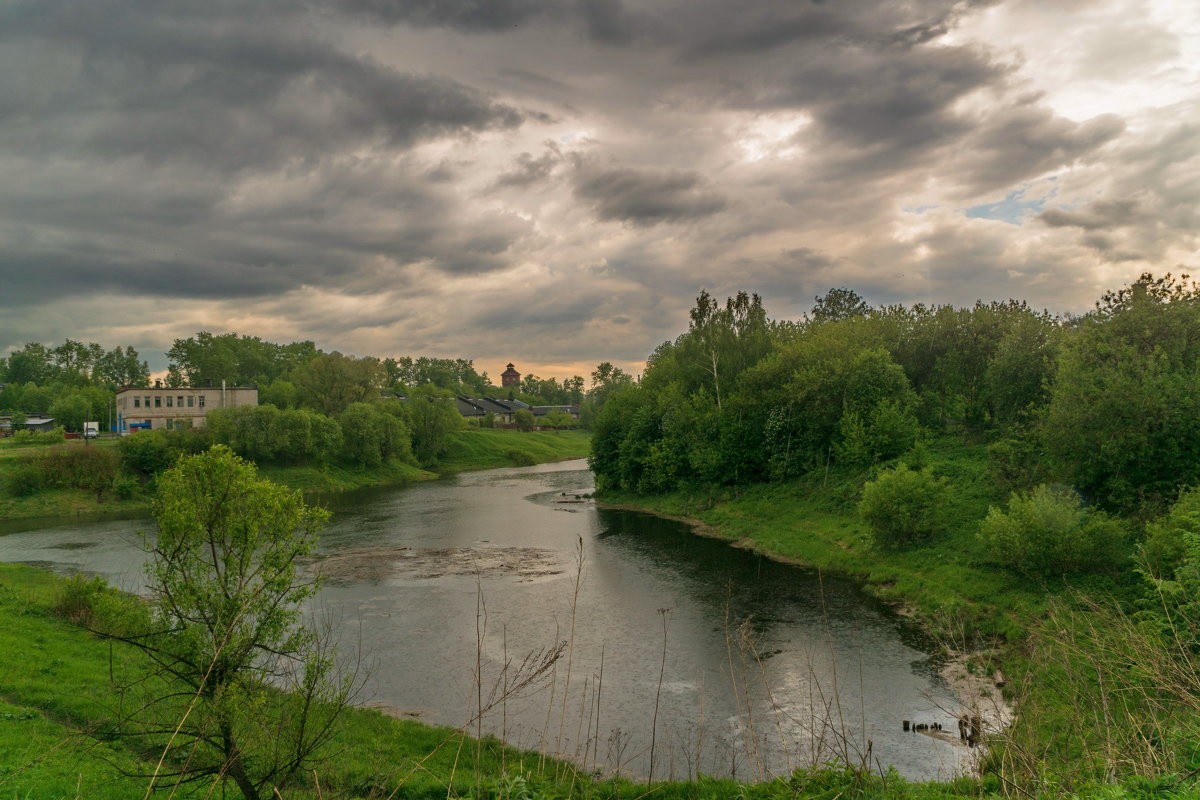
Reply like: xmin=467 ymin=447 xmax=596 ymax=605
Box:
xmin=327 ymin=0 xmax=639 ymax=42
xmin=1040 ymin=200 xmax=1143 ymax=231
xmin=0 ymin=1 xmax=525 ymax=173
xmin=960 ymin=105 xmax=1125 ymax=193
xmin=492 ymin=146 xmax=563 ymax=188
xmin=572 ymin=164 xmax=727 ymax=226
xmin=327 ymin=0 xmax=558 ymax=31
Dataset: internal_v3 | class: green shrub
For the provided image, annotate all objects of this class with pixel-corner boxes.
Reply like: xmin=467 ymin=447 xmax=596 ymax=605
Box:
xmin=978 ymin=485 xmax=1129 ymax=577
xmin=505 ymin=450 xmax=536 ymax=466
xmin=858 ymin=465 xmax=948 ymax=548
xmin=51 ymin=573 xmax=144 ymax=633
xmin=118 ymin=428 xmax=210 ymax=475
xmin=11 ymin=427 xmax=66 ymax=445
xmin=1141 ymin=486 xmax=1200 ymax=580
xmin=6 ymin=463 xmax=44 ymax=497
xmin=110 ymin=473 xmax=141 ymax=500
xmin=50 ymin=574 xmax=109 ymax=627
xmin=23 ymin=446 xmax=119 ymax=494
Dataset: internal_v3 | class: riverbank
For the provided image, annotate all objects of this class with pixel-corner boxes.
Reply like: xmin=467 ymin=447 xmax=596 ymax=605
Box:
xmin=594 ymin=436 xmax=1197 ymax=794
xmin=598 ymin=436 xmax=1050 ymax=643
xmin=0 ymin=429 xmax=592 ymax=523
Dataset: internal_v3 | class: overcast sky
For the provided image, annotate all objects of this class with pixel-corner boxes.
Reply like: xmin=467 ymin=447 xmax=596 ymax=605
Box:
xmin=2 ymin=0 xmax=1197 ymax=380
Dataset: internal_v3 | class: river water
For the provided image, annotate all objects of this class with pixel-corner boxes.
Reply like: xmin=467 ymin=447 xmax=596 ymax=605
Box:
xmin=0 ymin=459 xmax=973 ymax=781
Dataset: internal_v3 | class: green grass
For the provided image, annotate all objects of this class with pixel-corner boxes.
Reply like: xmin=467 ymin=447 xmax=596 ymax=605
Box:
xmin=438 ymin=428 xmax=592 ymax=472
xmin=258 ymin=458 xmax=434 ymax=492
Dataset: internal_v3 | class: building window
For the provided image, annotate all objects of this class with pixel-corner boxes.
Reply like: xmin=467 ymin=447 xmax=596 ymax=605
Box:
xmin=133 ymin=397 xmax=140 ymax=408
xmin=187 ymin=396 xmax=194 ymax=407
xmin=198 ymin=395 xmax=205 ymax=408
xmin=145 ymin=396 xmax=151 ymax=407
xmin=154 ymin=396 xmax=161 ymax=408
xmin=177 ymin=396 xmax=183 ymax=407
xmin=166 ymin=396 xmax=173 ymax=407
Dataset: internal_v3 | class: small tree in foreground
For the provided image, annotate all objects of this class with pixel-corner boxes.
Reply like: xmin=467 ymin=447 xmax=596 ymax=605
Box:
xmin=858 ymin=465 xmax=948 ymax=548
xmin=112 ymin=446 xmax=350 ymax=800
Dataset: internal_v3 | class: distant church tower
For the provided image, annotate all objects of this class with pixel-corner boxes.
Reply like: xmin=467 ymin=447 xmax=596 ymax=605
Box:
xmin=501 ymin=363 xmax=521 ymax=388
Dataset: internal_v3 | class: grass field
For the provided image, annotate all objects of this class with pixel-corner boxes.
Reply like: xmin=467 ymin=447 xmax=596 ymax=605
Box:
xmin=438 ymin=428 xmax=592 ymax=472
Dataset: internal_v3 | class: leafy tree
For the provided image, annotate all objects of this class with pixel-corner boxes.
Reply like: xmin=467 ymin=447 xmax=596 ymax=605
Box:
xmin=678 ymin=290 xmax=770 ymax=409
xmin=337 ymin=402 xmax=411 ymax=466
xmin=1042 ymin=274 xmax=1200 ymax=510
xmin=167 ymin=332 xmax=319 ymax=387
xmin=388 ymin=356 xmax=489 ymax=394
xmin=292 ymin=352 xmax=386 ymax=416
xmin=858 ymin=465 xmax=948 ymax=548
xmin=514 ymin=408 xmax=536 ymax=431
xmin=978 ymin=485 xmax=1128 ymax=577
xmin=110 ymin=446 xmax=348 ymax=800
xmin=5 ymin=343 xmax=54 ymax=385
xmin=260 ymin=378 xmax=299 ymax=409
xmin=47 ymin=392 xmax=92 ymax=433
xmin=95 ymin=345 xmax=150 ymax=387
xmin=403 ymin=390 xmax=464 ymax=466
xmin=581 ymin=361 xmax=634 ymax=427
xmin=810 ymin=287 xmax=870 ymax=324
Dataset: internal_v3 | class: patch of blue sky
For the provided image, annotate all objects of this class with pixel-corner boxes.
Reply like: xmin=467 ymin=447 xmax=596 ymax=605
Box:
xmin=966 ymin=182 xmax=1059 ymax=224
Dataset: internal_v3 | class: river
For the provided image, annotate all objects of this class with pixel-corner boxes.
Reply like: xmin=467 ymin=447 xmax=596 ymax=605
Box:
xmin=0 ymin=459 xmax=975 ymax=781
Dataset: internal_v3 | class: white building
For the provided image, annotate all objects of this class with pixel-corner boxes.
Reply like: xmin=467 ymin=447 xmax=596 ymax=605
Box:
xmin=116 ymin=382 xmax=258 ymax=433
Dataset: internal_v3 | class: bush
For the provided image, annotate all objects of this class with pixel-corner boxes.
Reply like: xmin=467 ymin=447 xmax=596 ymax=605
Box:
xmin=51 ymin=573 xmax=144 ymax=633
xmin=12 ymin=427 xmax=66 ymax=445
xmin=1141 ymin=486 xmax=1200 ymax=580
xmin=23 ymin=446 xmax=119 ymax=495
xmin=110 ymin=473 xmax=142 ymax=500
xmin=6 ymin=463 xmax=44 ymax=497
xmin=118 ymin=428 xmax=210 ymax=475
xmin=858 ymin=465 xmax=948 ymax=548
xmin=977 ymin=485 xmax=1129 ymax=577
xmin=51 ymin=574 xmax=110 ymax=627
xmin=505 ymin=450 xmax=536 ymax=466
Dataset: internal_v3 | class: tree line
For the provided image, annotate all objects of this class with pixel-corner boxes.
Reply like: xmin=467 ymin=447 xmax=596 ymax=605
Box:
xmin=592 ymin=276 xmax=1200 ymax=570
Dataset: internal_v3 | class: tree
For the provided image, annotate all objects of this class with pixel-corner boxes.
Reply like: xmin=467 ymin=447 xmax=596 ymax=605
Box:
xmin=403 ymin=389 xmax=464 ymax=466
xmin=810 ymin=287 xmax=870 ymax=324
xmin=112 ymin=447 xmax=349 ymax=800
xmin=514 ymin=408 xmax=536 ymax=431
xmin=1042 ymin=274 xmax=1200 ymax=510
xmin=292 ymin=352 xmax=386 ymax=416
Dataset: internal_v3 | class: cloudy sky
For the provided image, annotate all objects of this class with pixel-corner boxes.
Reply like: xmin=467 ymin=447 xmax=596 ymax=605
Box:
xmin=2 ymin=0 xmax=1197 ymax=380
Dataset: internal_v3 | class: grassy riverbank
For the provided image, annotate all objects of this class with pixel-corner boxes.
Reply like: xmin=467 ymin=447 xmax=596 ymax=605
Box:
xmin=597 ymin=435 xmax=1200 ymax=796
xmin=599 ymin=435 xmax=1063 ymax=641
xmin=0 ymin=429 xmax=591 ymax=523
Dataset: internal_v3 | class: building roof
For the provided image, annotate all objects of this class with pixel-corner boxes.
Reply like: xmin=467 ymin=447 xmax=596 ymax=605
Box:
xmin=531 ymin=405 xmax=581 ymax=416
